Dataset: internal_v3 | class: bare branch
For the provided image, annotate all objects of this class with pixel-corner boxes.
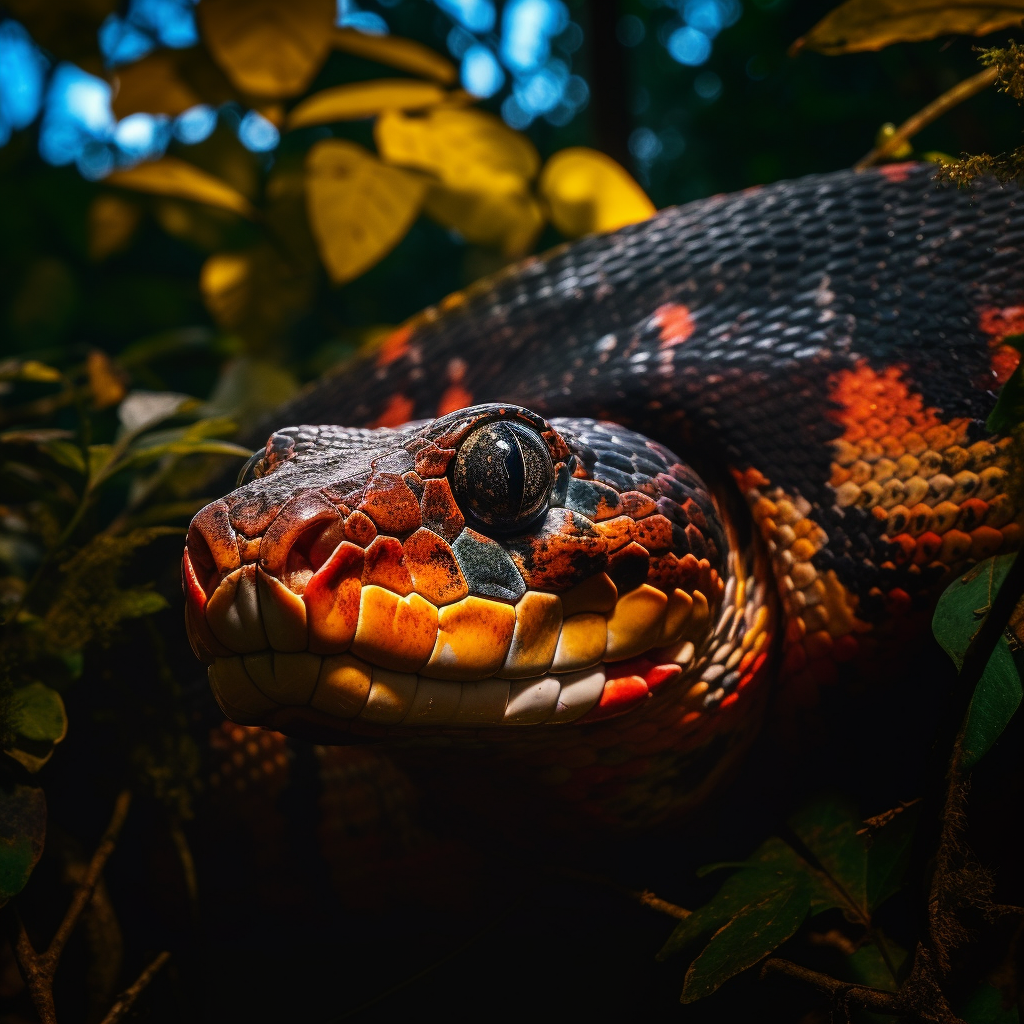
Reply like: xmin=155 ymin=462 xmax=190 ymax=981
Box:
xmin=99 ymin=951 xmax=171 ymax=1024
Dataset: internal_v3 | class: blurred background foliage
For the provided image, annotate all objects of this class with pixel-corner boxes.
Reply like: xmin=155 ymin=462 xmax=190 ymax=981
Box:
xmin=1 ymin=0 xmax=1024 ymax=1020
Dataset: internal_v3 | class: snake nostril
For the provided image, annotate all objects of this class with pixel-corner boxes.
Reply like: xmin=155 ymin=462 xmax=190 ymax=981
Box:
xmin=186 ymin=499 xmax=241 ymax=598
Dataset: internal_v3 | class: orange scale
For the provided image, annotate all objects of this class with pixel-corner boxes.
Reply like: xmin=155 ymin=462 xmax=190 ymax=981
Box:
xmin=780 ymin=642 xmax=807 ymax=675
xmin=803 ymin=630 xmax=833 ymax=660
xmin=912 ymin=532 xmax=942 ymax=565
xmin=890 ymin=534 xmax=917 ymax=564
xmin=721 ymin=692 xmax=739 ymax=709
xmin=833 ymin=634 xmax=859 ymax=662
xmin=885 ymin=588 xmax=912 ymax=615
xmin=970 ymin=526 xmax=1004 ymax=560
xmin=1001 ymin=523 xmax=1021 ymax=547
xmin=785 ymin=616 xmax=806 ymax=644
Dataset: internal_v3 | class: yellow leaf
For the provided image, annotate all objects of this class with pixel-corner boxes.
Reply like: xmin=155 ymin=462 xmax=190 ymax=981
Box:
xmin=200 ymin=245 xmax=316 ymax=344
xmin=334 ymin=28 xmax=457 ymax=84
xmin=110 ymin=47 xmax=237 ymax=119
xmin=425 ymin=185 xmax=544 ymax=258
xmin=199 ymin=0 xmax=336 ymax=97
xmin=105 ymin=157 xmax=256 ymax=218
xmin=792 ymin=0 xmax=1024 ymax=55
xmin=305 ymin=139 xmax=427 ymax=284
xmin=375 ymin=107 xmax=540 ymax=192
xmin=287 ymin=79 xmax=447 ymax=129
xmin=539 ymin=148 xmax=655 ymax=237
xmin=88 ymin=195 xmax=142 ymax=261
xmin=87 ymin=350 xmax=126 ymax=409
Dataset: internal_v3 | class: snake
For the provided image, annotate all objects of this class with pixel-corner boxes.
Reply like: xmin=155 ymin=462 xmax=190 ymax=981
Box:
xmin=182 ymin=163 xmax=1024 ymax=828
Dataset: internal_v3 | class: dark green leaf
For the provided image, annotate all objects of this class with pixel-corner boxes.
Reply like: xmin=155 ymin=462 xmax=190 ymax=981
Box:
xmin=962 ymin=637 xmax=1022 ymax=768
xmin=845 ymin=938 xmax=906 ymax=992
xmin=680 ymin=880 xmax=811 ymax=1002
xmin=866 ymin=804 xmax=920 ymax=911
xmin=0 ymin=785 xmax=46 ymax=907
xmin=986 ymin=334 xmax=1024 ymax=433
xmin=960 ymin=984 xmax=1020 ymax=1024
xmin=789 ymin=798 xmax=868 ymax=917
xmin=932 ymin=555 xmax=1015 ymax=671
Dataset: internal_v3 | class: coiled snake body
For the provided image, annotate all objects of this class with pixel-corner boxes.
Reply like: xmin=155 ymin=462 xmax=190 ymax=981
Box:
xmin=184 ymin=164 xmax=1024 ymax=827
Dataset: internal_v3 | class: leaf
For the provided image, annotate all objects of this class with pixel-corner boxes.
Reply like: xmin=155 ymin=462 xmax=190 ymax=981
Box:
xmin=6 ymin=683 xmax=68 ymax=773
xmin=305 ymin=139 xmax=427 ymax=284
xmin=287 ymin=79 xmax=447 ymax=129
xmin=0 ymin=429 xmax=74 ymax=445
xmin=789 ymin=798 xmax=869 ymax=917
xmin=0 ymin=359 xmax=63 ymax=383
xmin=375 ymin=107 xmax=540 ymax=192
xmin=933 ymin=554 xmax=1023 ymax=765
xmin=39 ymin=440 xmax=86 ymax=474
xmin=333 ymin=28 xmax=457 ymax=84
xmin=105 ymin=158 xmax=256 ymax=219
xmin=866 ymin=804 xmax=920 ymax=910
xmin=986 ymin=335 xmax=1024 ymax=433
xmin=960 ymin=984 xmax=1021 ymax=1023
xmin=792 ymin=0 xmax=1024 ymax=56
xmin=0 ymin=785 xmax=46 ymax=908
xmin=9 ymin=683 xmax=68 ymax=745
xmin=199 ymin=0 xmax=336 ymax=98
xmin=208 ymin=357 xmax=300 ymax=422
xmin=117 ymin=391 xmax=194 ymax=436
xmin=539 ymin=147 xmax=656 ymax=237
xmin=962 ymin=637 xmax=1022 ymax=768
xmin=88 ymin=195 xmax=142 ymax=261
xmin=659 ymin=837 xmax=817 ymax=959
xmin=846 ymin=939 xmax=907 ymax=991
xmin=87 ymin=350 xmax=126 ymax=409
xmin=424 ymin=184 xmax=544 ymax=258
xmin=680 ymin=881 xmax=811 ymax=1002
xmin=110 ymin=47 xmax=238 ymax=119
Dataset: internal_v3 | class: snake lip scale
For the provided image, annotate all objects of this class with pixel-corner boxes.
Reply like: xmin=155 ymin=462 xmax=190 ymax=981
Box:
xmin=185 ymin=163 xmax=1024 ymax=824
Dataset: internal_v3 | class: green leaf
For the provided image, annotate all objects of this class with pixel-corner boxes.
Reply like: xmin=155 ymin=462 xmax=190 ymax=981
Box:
xmin=680 ymin=880 xmax=811 ymax=1002
xmin=659 ymin=837 xmax=816 ymax=959
xmin=962 ymin=637 xmax=1022 ymax=768
xmin=110 ymin=589 xmax=169 ymax=619
xmin=0 ymin=785 xmax=46 ymax=907
xmin=846 ymin=938 xmax=907 ymax=992
xmin=9 ymin=682 xmax=68 ymax=745
xmin=117 ymin=390 xmax=195 ymax=436
xmin=932 ymin=555 xmax=1023 ymax=765
xmin=790 ymin=798 xmax=869 ymax=917
xmin=0 ymin=359 xmax=62 ymax=383
xmin=960 ymin=984 xmax=1020 ymax=1024
xmin=39 ymin=439 xmax=87 ymax=474
xmin=866 ymin=804 xmax=919 ymax=911
xmin=986 ymin=334 xmax=1024 ymax=433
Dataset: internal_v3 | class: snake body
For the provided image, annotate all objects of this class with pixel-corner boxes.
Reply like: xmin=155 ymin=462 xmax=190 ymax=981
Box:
xmin=184 ymin=164 xmax=1024 ymax=827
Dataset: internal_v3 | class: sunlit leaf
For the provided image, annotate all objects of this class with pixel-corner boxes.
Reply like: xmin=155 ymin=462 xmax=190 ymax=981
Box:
xmin=88 ymin=195 xmax=142 ymax=261
xmin=375 ymin=107 xmax=540 ymax=192
xmin=87 ymin=350 xmax=126 ymax=409
xmin=0 ymin=785 xmax=46 ymax=907
xmin=118 ymin=392 xmax=194 ymax=436
xmin=933 ymin=554 xmax=1023 ymax=766
xmin=986 ymin=335 xmax=1024 ymax=433
xmin=110 ymin=46 xmax=238 ymax=119
xmin=306 ymin=139 xmax=427 ymax=284
xmin=789 ymin=798 xmax=868 ymax=917
xmin=199 ymin=0 xmax=336 ymax=97
xmin=106 ymin=157 xmax=256 ymax=219
xmin=208 ymin=357 xmax=300 ymax=422
xmin=0 ymin=360 xmax=63 ymax=383
xmin=680 ymin=881 xmax=811 ymax=1002
xmin=424 ymin=184 xmax=544 ymax=257
xmin=38 ymin=440 xmax=87 ymax=474
xmin=287 ymin=79 xmax=447 ymax=129
xmin=539 ymin=147 xmax=655 ymax=237
xmin=334 ymin=28 xmax=457 ymax=84
xmin=792 ymin=0 xmax=1024 ymax=56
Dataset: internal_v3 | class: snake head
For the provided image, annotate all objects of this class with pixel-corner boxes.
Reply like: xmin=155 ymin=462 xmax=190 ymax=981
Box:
xmin=183 ymin=404 xmax=766 ymax=740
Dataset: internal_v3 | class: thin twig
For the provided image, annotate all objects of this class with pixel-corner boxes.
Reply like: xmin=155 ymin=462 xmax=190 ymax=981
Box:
xmin=10 ymin=790 xmax=132 ymax=1024
xmin=854 ymin=66 xmax=998 ymax=170
xmin=635 ymin=889 xmax=691 ymax=919
xmin=99 ymin=950 xmax=170 ymax=1024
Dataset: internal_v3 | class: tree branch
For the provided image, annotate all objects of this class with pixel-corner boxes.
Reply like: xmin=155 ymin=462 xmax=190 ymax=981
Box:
xmin=99 ymin=950 xmax=170 ymax=1024
xmin=761 ymin=958 xmax=900 ymax=1014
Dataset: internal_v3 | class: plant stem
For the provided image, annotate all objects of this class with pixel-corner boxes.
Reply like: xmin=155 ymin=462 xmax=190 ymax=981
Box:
xmin=761 ymin=958 xmax=899 ymax=1014
xmin=854 ymin=66 xmax=998 ymax=170
xmin=99 ymin=950 xmax=170 ymax=1024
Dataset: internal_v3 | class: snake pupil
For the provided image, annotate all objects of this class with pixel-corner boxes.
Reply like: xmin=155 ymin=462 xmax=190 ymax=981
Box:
xmin=452 ymin=420 xmax=554 ymax=530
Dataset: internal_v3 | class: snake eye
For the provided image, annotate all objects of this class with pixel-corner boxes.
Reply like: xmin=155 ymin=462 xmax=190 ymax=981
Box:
xmin=236 ymin=451 xmax=264 ymax=487
xmin=452 ymin=420 xmax=554 ymax=531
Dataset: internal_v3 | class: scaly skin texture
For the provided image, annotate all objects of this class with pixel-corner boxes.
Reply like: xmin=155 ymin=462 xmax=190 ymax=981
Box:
xmin=187 ymin=164 xmax=1024 ymax=827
